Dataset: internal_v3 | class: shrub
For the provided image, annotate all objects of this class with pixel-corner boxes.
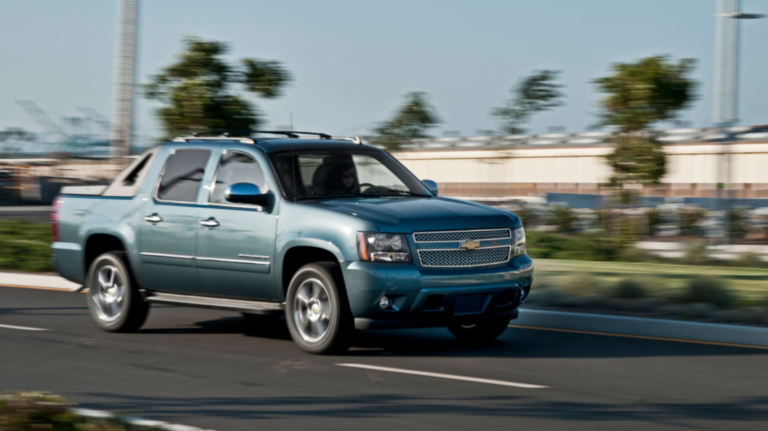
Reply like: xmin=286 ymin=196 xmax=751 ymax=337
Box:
xmin=679 ymin=206 xmax=706 ymax=236
xmin=525 ymin=230 xmax=622 ymax=261
xmin=0 ymin=220 xmax=53 ymax=272
xmin=551 ymin=206 xmax=577 ymax=234
xmin=732 ymin=252 xmax=764 ymax=269
xmin=609 ymin=278 xmax=649 ymax=299
xmin=0 ymin=391 xmax=134 ymax=431
xmin=647 ymin=207 xmax=662 ymax=236
xmin=680 ymin=276 xmax=736 ymax=309
xmin=616 ymin=246 xmax=656 ymax=263
xmin=679 ymin=243 xmax=712 ymax=266
xmin=562 ymin=273 xmax=603 ymax=297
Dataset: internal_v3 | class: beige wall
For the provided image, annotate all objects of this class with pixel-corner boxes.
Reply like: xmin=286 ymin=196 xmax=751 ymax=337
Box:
xmin=394 ymin=141 xmax=768 ymax=185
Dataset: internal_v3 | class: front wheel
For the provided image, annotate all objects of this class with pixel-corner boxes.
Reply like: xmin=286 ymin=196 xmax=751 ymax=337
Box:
xmin=285 ymin=263 xmax=354 ymax=354
xmin=448 ymin=317 xmax=511 ymax=342
xmin=86 ymin=251 xmax=149 ymax=332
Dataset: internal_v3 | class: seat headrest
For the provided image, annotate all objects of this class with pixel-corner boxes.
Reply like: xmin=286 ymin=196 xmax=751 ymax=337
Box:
xmin=312 ymin=164 xmax=336 ymax=186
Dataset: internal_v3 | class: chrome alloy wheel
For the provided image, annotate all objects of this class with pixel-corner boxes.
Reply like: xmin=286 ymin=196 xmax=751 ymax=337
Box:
xmin=91 ymin=265 xmax=125 ymax=323
xmin=293 ymin=277 xmax=332 ymax=343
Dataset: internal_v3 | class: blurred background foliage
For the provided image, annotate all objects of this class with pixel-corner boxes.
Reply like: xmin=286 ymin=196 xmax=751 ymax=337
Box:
xmin=145 ymin=37 xmax=292 ymax=140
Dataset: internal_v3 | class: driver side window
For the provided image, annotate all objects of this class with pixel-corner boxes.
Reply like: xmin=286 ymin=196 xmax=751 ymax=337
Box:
xmin=210 ymin=151 xmax=267 ymax=204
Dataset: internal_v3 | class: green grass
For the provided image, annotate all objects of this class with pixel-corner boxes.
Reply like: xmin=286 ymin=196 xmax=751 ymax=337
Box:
xmin=0 ymin=220 xmax=53 ymax=272
xmin=534 ymin=258 xmax=768 ymax=304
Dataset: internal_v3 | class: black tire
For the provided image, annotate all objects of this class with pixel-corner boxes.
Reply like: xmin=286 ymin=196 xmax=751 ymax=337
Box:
xmin=285 ymin=263 xmax=354 ymax=354
xmin=85 ymin=251 xmax=149 ymax=332
xmin=448 ymin=317 xmax=511 ymax=342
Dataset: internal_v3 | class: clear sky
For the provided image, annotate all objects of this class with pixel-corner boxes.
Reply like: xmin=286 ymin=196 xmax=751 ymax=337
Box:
xmin=1 ymin=0 xmax=767 ymax=145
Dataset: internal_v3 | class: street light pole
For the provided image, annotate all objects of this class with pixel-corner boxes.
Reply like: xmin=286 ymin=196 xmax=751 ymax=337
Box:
xmin=109 ymin=0 xmax=139 ymax=158
xmin=712 ymin=0 xmax=764 ymax=245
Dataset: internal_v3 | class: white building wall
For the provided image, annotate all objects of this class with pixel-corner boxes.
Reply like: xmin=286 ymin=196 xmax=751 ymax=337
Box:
xmin=394 ymin=141 xmax=768 ymax=184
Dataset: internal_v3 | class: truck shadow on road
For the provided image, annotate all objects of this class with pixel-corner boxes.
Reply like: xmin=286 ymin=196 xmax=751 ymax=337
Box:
xmin=143 ymin=314 xmax=768 ymax=360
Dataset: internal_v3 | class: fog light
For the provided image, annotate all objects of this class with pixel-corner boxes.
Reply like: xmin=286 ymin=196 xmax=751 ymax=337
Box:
xmin=519 ymin=287 xmax=528 ymax=302
xmin=380 ymin=296 xmax=390 ymax=310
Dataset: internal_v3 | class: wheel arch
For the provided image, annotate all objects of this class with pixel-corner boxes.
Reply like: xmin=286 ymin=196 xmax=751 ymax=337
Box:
xmin=279 ymin=241 xmax=346 ymax=301
xmin=83 ymin=232 xmax=130 ymax=277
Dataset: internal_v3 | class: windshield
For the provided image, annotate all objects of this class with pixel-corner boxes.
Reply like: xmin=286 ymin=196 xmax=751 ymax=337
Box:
xmin=269 ymin=149 xmax=432 ymax=201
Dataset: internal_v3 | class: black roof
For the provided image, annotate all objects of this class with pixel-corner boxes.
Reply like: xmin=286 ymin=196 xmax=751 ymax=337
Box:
xmin=254 ymin=138 xmax=376 ymax=153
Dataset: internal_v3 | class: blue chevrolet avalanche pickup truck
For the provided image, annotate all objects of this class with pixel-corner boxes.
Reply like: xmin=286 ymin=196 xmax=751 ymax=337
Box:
xmin=52 ymin=131 xmax=533 ymax=354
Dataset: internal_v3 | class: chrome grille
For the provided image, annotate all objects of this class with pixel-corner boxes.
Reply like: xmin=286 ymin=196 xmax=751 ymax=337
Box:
xmin=418 ymin=246 xmax=511 ymax=267
xmin=413 ymin=228 xmax=511 ymax=243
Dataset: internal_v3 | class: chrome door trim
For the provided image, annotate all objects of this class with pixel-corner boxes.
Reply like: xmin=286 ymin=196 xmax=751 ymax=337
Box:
xmin=143 ymin=214 xmax=163 ymax=224
xmin=139 ymin=252 xmax=269 ymax=266
xmin=145 ymin=292 xmax=284 ymax=313
xmin=195 ymin=256 xmax=270 ymax=266
xmin=198 ymin=219 xmax=220 ymax=228
xmin=140 ymin=252 xmax=194 ymax=260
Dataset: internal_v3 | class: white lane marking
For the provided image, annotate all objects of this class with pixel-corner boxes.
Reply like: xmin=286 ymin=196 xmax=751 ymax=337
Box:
xmin=72 ymin=408 xmax=217 ymax=431
xmin=337 ymin=363 xmax=548 ymax=389
xmin=0 ymin=323 xmax=48 ymax=331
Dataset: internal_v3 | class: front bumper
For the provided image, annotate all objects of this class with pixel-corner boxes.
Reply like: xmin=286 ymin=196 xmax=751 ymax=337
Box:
xmin=342 ymin=255 xmax=533 ymax=330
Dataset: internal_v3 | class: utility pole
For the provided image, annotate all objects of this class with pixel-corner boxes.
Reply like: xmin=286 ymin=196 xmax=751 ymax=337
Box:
xmin=712 ymin=0 xmax=764 ymax=244
xmin=109 ymin=0 xmax=139 ymax=157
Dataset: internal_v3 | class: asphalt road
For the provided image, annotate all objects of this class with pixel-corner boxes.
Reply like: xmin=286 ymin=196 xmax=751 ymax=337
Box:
xmin=2 ymin=286 xmax=767 ymax=431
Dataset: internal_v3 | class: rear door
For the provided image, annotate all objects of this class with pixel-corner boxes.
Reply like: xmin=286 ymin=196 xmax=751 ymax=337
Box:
xmin=196 ymin=149 xmax=278 ymax=301
xmin=137 ymin=148 xmax=211 ymax=295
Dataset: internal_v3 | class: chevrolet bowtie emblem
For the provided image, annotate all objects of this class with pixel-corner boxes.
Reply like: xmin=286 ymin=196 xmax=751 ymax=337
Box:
xmin=459 ymin=239 xmax=480 ymax=250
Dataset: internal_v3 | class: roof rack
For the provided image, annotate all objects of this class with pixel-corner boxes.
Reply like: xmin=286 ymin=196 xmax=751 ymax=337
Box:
xmin=254 ymin=130 xmax=332 ymax=139
xmin=172 ymin=130 xmax=361 ymax=144
xmin=331 ymin=135 xmax=363 ymax=144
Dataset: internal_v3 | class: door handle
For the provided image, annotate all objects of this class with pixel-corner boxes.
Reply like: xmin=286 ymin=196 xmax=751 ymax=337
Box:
xmin=143 ymin=214 xmax=163 ymax=224
xmin=199 ymin=218 xmax=220 ymax=228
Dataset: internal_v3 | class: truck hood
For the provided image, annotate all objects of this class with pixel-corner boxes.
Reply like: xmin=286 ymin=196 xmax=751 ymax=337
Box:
xmin=303 ymin=196 xmax=519 ymax=232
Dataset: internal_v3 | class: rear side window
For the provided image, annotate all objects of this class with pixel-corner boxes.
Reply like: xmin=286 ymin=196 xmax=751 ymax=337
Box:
xmin=156 ymin=149 xmax=210 ymax=203
xmin=210 ymin=151 xmax=267 ymax=204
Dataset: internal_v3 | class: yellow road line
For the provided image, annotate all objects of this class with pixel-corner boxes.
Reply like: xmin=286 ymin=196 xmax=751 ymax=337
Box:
xmin=509 ymin=324 xmax=768 ymax=351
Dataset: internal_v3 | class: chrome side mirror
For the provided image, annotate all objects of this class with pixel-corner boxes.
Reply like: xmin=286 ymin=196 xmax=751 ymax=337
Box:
xmin=422 ymin=179 xmax=438 ymax=196
xmin=225 ymin=182 xmax=270 ymax=206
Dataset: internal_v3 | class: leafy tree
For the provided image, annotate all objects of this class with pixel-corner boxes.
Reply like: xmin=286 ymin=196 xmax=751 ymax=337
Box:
xmin=594 ymin=56 xmax=696 ymax=133
xmin=145 ymin=37 xmax=291 ymax=139
xmin=595 ymin=56 xmax=697 ymax=202
xmin=370 ymin=92 xmax=441 ymax=151
xmin=492 ymin=70 xmax=564 ymax=135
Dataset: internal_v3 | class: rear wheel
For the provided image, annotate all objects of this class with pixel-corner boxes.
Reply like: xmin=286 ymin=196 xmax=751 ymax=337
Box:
xmin=285 ymin=263 xmax=354 ymax=354
xmin=86 ymin=252 xmax=149 ymax=332
xmin=448 ymin=317 xmax=511 ymax=341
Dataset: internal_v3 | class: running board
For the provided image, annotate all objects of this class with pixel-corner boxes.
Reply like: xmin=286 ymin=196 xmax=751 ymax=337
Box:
xmin=144 ymin=292 xmax=285 ymax=314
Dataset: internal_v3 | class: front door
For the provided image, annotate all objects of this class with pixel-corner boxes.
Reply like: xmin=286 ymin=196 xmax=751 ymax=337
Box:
xmin=137 ymin=148 xmax=211 ymax=295
xmin=196 ymin=149 xmax=278 ymax=301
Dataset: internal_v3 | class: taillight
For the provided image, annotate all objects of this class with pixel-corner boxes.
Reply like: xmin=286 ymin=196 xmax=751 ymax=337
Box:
xmin=51 ymin=196 xmax=61 ymax=242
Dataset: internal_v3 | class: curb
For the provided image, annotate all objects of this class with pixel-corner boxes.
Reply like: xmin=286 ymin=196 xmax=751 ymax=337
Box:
xmin=0 ymin=271 xmax=80 ymax=291
xmin=72 ymin=408 xmax=216 ymax=431
xmin=516 ymin=309 xmax=768 ymax=348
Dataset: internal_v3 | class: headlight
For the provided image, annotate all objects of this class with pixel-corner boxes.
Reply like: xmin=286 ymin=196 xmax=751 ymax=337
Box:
xmin=512 ymin=227 xmax=526 ymax=257
xmin=357 ymin=232 xmax=412 ymax=262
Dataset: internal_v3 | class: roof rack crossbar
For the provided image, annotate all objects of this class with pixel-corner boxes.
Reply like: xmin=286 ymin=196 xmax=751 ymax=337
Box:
xmin=172 ymin=130 xmax=360 ymax=144
xmin=253 ymin=130 xmax=332 ymax=139
xmin=173 ymin=136 xmax=255 ymax=144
